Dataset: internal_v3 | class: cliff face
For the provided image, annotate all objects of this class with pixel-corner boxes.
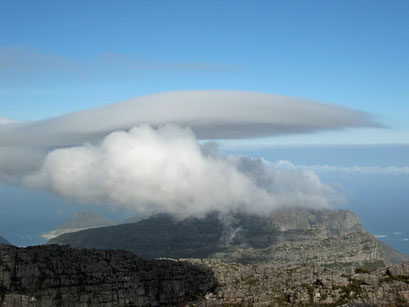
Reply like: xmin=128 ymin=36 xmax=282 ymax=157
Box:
xmin=269 ymin=207 xmax=364 ymax=235
xmin=48 ymin=208 xmax=393 ymax=270
xmin=0 ymin=244 xmax=216 ymax=307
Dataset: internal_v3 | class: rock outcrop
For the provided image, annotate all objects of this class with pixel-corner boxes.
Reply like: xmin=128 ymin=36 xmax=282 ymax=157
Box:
xmin=185 ymin=259 xmax=409 ymax=306
xmin=212 ymin=231 xmax=387 ymax=270
xmin=41 ymin=210 xmax=117 ymax=240
xmin=0 ymin=244 xmax=216 ymax=306
xmin=48 ymin=208 xmax=399 ymax=270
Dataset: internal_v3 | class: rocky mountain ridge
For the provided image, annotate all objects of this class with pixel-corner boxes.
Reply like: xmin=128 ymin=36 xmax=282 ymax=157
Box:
xmin=269 ymin=207 xmax=364 ymax=234
xmin=48 ymin=208 xmax=402 ymax=270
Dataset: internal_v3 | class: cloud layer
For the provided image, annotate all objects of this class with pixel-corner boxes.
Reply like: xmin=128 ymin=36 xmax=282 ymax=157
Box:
xmin=0 ymin=90 xmax=380 ymax=148
xmin=23 ymin=125 xmax=339 ymax=217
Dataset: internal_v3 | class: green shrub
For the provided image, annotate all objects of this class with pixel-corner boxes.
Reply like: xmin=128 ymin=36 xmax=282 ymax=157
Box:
xmin=354 ymin=267 xmax=370 ymax=274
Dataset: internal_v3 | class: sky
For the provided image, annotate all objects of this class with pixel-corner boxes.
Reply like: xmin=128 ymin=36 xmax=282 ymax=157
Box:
xmin=0 ymin=1 xmax=408 ymax=252
xmin=0 ymin=0 xmax=408 ymax=145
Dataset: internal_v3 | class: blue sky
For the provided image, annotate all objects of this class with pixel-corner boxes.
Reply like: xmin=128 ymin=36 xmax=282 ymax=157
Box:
xmin=1 ymin=0 xmax=408 ymax=144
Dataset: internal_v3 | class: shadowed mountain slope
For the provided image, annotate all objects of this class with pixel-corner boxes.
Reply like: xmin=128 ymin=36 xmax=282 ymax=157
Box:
xmin=48 ymin=208 xmax=407 ymax=269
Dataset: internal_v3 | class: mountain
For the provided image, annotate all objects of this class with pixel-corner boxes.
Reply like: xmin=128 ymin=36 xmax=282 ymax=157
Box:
xmin=50 ymin=212 xmax=228 ymax=258
xmin=48 ymin=208 xmax=405 ymax=270
xmin=0 ymin=235 xmax=11 ymax=245
xmin=41 ymin=210 xmax=117 ymax=240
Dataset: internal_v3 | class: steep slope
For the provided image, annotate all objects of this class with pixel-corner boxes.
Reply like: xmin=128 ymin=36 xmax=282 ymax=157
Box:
xmin=48 ymin=208 xmax=397 ymax=270
xmin=377 ymin=239 xmax=409 ymax=264
xmin=0 ymin=235 xmax=11 ymax=245
xmin=42 ymin=210 xmax=117 ymax=239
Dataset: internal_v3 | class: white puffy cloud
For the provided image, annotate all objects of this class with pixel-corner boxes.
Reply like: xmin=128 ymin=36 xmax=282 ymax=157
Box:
xmin=23 ymin=125 xmax=339 ymax=218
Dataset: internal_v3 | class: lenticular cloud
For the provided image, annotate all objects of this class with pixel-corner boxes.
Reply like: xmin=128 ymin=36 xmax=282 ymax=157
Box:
xmin=23 ymin=125 xmax=339 ymax=217
xmin=0 ymin=90 xmax=380 ymax=147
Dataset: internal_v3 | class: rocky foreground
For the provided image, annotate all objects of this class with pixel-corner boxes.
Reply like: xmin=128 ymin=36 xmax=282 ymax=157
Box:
xmin=1 ymin=244 xmax=409 ymax=306
xmin=186 ymin=259 xmax=409 ymax=306
xmin=0 ymin=244 xmax=215 ymax=306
